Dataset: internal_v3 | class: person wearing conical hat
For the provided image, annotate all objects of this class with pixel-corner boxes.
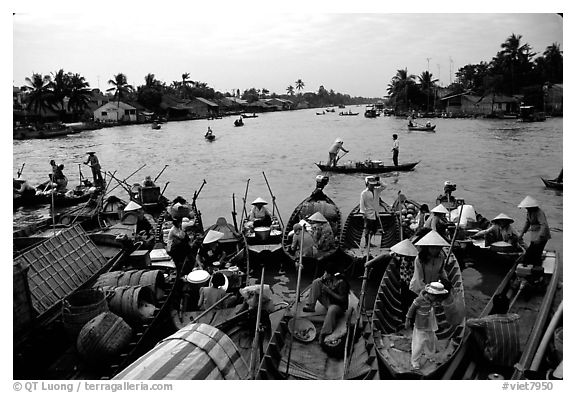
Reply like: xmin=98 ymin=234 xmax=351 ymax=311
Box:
xmin=409 ymin=231 xmax=450 ymax=295
xmin=405 ymin=281 xmax=448 ymax=370
xmin=166 ymin=217 xmax=191 ymax=272
xmin=389 ymin=239 xmax=420 ymax=315
xmin=84 ymin=151 xmax=104 ymax=187
xmin=360 ymin=175 xmax=384 ymax=249
xmin=327 ymin=137 xmax=349 ymax=167
xmin=422 ymin=204 xmax=450 ymax=240
xmin=471 ymin=213 xmax=523 ymax=249
xmin=196 ymin=230 xmax=226 ymax=270
xmin=518 ymin=196 xmax=551 ymax=266
xmin=307 ymin=212 xmax=336 ymax=252
xmin=248 ymin=197 xmax=272 ymax=227
xmin=290 ymin=223 xmax=317 ymax=259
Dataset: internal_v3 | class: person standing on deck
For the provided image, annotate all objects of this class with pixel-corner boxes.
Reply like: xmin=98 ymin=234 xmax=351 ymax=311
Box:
xmin=405 ymin=281 xmax=447 ymax=370
xmin=327 ymin=138 xmax=349 ymax=167
xmin=84 ymin=151 xmax=104 ymax=187
xmin=360 ymin=176 xmax=384 ymax=248
xmin=410 ymin=230 xmax=450 ymax=295
xmin=518 ymin=196 xmax=551 ymax=266
xmin=391 ymin=134 xmax=400 ymax=166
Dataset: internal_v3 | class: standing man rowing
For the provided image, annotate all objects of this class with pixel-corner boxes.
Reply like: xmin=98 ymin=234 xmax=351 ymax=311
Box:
xmin=84 ymin=151 xmax=104 ymax=187
xmin=391 ymin=134 xmax=399 ymax=166
xmin=327 ymin=138 xmax=349 ymax=167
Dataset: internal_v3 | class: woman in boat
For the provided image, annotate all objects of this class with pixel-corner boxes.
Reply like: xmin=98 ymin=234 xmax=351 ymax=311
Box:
xmin=518 ymin=196 xmax=551 ymax=267
xmin=248 ymin=197 xmax=272 ymax=227
xmin=360 ymin=175 xmax=384 ymax=248
xmin=421 ymin=204 xmax=450 ymax=241
xmin=470 ymin=213 xmax=523 ymax=249
xmin=308 ymin=212 xmax=335 ymax=253
xmin=405 ymin=281 xmax=448 ymax=370
xmin=302 ymin=262 xmax=350 ymax=344
xmin=166 ymin=217 xmax=191 ymax=272
xmin=409 ymin=230 xmax=450 ymax=295
xmin=390 ymin=239 xmax=419 ymax=315
xmin=196 ymin=230 xmax=226 ymax=270
xmin=327 ymin=137 xmax=349 ymax=167
xmin=289 ymin=223 xmax=317 ymax=258
xmin=197 ymin=272 xmax=228 ymax=310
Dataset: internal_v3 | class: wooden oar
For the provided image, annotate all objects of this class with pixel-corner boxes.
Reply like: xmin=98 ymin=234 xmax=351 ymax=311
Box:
xmin=335 ymin=150 xmax=349 ymax=165
xmin=154 ymin=164 xmax=169 ymax=183
xmin=442 ymin=199 xmax=465 ymax=269
xmin=249 ymin=266 xmax=266 ymax=379
xmin=285 ymin=224 xmax=306 ymax=377
xmin=105 ymin=164 xmax=147 ymax=196
xmin=188 ymin=293 xmax=235 ymax=323
xmin=232 ymin=193 xmax=239 ymax=232
xmin=262 ymin=171 xmax=284 ymax=229
xmin=239 ymin=179 xmax=250 ymax=227
xmin=17 ymin=163 xmax=25 ymax=179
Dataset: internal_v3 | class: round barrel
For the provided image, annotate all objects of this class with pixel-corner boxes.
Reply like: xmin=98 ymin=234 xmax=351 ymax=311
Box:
xmin=113 ymin=323 xmax=248 ymax=380
xmin=104 ymin=285 xmax=156 ymax=323
xmin=62 ymin=289 xmax=108 ymax=340
xmin=94 ymin=270 xmax=164 ymax=300
xmin=77 ymin=311 xmax=133 ymax=362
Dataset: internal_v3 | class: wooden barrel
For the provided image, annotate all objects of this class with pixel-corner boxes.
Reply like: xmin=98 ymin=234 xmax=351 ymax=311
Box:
xmin=104 ymin=285 xmax=156 ymax=323
xmin=77 ymin=311 xmax=133 ymax=363
xmin=94 ymin=270 xmax=164 ymax=300
xmin=62 ymin=289 xmax=108 ymax=340
xmin=113 ymin=323 xmax=248 ymax=380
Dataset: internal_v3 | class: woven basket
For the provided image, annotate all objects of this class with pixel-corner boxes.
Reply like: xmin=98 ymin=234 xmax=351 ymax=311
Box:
xmin=62 ymin=289 xmax=108 ymax=341
xmin=77 ymin=311 xmax=132 ymax=362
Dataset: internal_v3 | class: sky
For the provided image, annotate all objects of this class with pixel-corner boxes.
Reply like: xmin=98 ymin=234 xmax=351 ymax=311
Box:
xmin=10 ymin=4 xmax=564 ymax=98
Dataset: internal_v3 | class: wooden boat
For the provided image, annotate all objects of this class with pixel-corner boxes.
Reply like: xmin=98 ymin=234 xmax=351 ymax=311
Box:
xmin=234 ymin=119 xmax=245 ymax=127
xmin=316 ymin=161 xmax=419 ymax=174
xmin=339 ymin=111 xmax=359 ymax=116
xmin=364 ymin=109 xmax=379 ymax=118
xmin=340 ymin=199 xmax=400 ymax=262
xmin=371 ymin=250 xmax=466 ymax=379
xmin=326 ymin=108 xmax=335 ymax=113
xmin=316 ymin=111 xmax=326 ymax=115
xmin=13 ymin=180 xmax=99 ymax=209
xmin=256 ymin=283 xmax=379 ymax=379
xmin=13 ymin=122 xmax=72 ymax=140
xmin=205 ymin=133 xmax=216 ymax=141
xmin=242 ymin=113 xmax=258 ymax=118
xmin=441 ymin=250 xmax=560 ymax=380
xmin=242 ymin=216 xmax=284 ymax=257
xmin=151 ymin=122 xmax=161 ymax=129
xmin=281 ymin=186 xmax=342 ymax=264
xmin=407 ymin=124 xmax=436 ymax=131
xmin=541 ymin=177 xmax=562 ymax=190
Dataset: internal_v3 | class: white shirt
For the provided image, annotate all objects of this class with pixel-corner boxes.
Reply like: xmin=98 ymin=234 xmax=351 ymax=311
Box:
xmin=360 ymin=186 xmax=384 ymax=219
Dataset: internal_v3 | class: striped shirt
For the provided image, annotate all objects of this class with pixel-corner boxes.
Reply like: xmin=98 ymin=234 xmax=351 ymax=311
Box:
xmin=466 ymin=313 xmax=521 ymax=367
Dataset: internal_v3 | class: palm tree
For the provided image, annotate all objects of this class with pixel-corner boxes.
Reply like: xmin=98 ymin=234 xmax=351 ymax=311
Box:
xmin=418 ymin=71 xmax=439 ymax=112
xmin=181 ymin=73 xmax=192 ymax=98
xmin=107 ymin=73 xmax=134 ymax=107
xmin=295 ymin=79 xmax=305 ymax=95
xmin=261 ymin=88 xmax=269 ymax=98
xmin=67 ymin=73 xmax=92 ymax=120
xmin=286 ymin=85 xmax=295 ymax=96
xmin=493 ymin=34 xmax=535 ymax=94
xmin=387 ymin=68 xmax=416 ymax=111
xmin=144 ymin=73 xmax=160 ymax=89
xmin=49 ymin=69 xmax=71 ymax=119
xmin=23 ymin=73 xmax=53 ymax=117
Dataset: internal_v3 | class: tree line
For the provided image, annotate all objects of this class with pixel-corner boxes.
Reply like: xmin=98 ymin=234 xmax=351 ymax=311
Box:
xmin=386 ymin=34 xmax=562 ymax=113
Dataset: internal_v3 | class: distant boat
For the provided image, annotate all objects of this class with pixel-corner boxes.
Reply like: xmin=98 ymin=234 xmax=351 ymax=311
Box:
xmin=316 ymin=111 xmax=326 ymax=115
xmin=316 ymin=161 xmax=419 ymax=174
xmin=205 ymin=134 xmax=216 ymax=141
xmin=151 ymin=122 xmax=161 ymax=130
xmin=407 ymin=124 xmax=436 ymax=132
xmin=241 ymin=113 xmax=258 ymax=118
xmin=339 ymin=111 xmax=359 ymax=116
xmin=364 ymin=108 xmax=379 ymax=118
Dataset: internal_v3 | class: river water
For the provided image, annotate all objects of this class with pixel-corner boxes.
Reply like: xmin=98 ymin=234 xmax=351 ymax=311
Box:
xmin=12 ymin=108 xmax=563 ymax=310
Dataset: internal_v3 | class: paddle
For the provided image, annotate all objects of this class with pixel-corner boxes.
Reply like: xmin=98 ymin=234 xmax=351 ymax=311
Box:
xmin=249 ymin=266 xmax=267 ymax=379
xmin=343 ymin=234 xmax=372 ymax=378
xmin=231 ymin=193 xmax=239 ymax=232
xmin=239 ymin=179 xmax=250 ymax=229
xmin=284 ymin=224 xmax=306 ymax=377
xmin=17 ymin=163 xmax=25 ymax=179
xmin=104 ymin=163 xmax=147 ymax=197
xmin=154 ymin=164 xmax=169 ymax=183
xmin=442 ymin=199 xmax=465 ymax=270
xmin=263 ymin=171 xmax=284 ymax=229
xmin=335 ymin=150 xmax=349 ymax=165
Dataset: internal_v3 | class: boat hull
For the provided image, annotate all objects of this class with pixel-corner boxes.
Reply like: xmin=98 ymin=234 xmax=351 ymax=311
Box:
xmin=541 ymin=178 xmax=562 ymax=190
xmin=407 ymin=125 xmax=436 ymax=132
xmin=316 ymin=161 xmax=419 ymax=174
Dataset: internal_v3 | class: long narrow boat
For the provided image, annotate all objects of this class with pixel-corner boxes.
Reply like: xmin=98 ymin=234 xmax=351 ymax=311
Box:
xmin=256 ymin=284 xmax=379 ymax=379
xmin=13 ymin=180 xmax=98 ymax=209
xmin=541 ymin=177 xmax=562 ymax=190
xmin=441 ymin=250 xmax=560 ymax=380
xmin=281 ymin=186 xmax=342 ymax=264
xmin=242 ymin=215 xmax=284 ymax=258
xmin=407 ymin=124 xmax=436 ymax=132
xmin=371 ymin=250 xmax=466 ymax=379
xmin=316 ymin=161 xmax=419 ymax=174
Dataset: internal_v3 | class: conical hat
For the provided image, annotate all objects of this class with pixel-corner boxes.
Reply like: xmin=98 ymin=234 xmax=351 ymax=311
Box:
xmin=251 ymin=197 xmax=268 ymax=205
xmin=203 ymin=230 xmax=225 ymax=244
xmin=518 ymin=195 xmax=539 ymax=208
xmin=124 ymin=201 xmax=142 ymax=212
xmin=307 ymin=212 xmax=328 ymax=223
xmin=390 ymin=239 xmax=418 ymax=257
xmin=491 ymin=213 xmax=514 ymax=223
xmin=431 ymin=204 xmax=449 ymax=214
xmin=414 ymin=230 xmax=450 ymax=247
